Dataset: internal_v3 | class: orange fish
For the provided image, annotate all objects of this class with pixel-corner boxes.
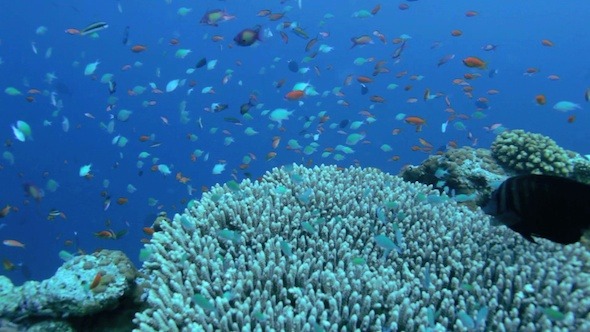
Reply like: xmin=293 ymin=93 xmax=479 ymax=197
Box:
xmin=116 ymin=197 xmax=129 ymax=205
xmin=143 ymin=227 xmax=155 ymax=236
xmin=139 ymin=135 xmax=151 ymax=142
xmin=305 ymin=37 xmax=318 ymax=52
xmin=266 ymin=151 xmax=277 ymax=161
xmin=419 ymin=138 xmax=433 ymax=149
xmin=451 ymin=29 xmax=463 ymax=37
xmin=89 ymin=272 xmax=103 ymax=290
xmin=535 ymin=94 xmax=546 ymax=105
xmin=131 ymin=44 xmax=147 ymax=53
xmin=541 ymin=39 xmax=554 ymax=47
xmin=567 ymin=115 xmax=576 ymax=123
xmin=94 ymin=230 xmax=116 ymax=239
xmin=280 ymin=31 xmax=289 ymax=44
xmin=465 ymin=10 xmax=478 ymax=17
xmin=356 ymin=76 xmax=373 ymax=83
xmin=175 ymin=172 xmax=190 ymax=184
xmin=284 ymin=90 xmax=305 ymax=101
xmin=405 ymin=116 xmax=426 ymax=127
xmin=462 ymin=56 xmax=486 ymax=69
xmin=169 ymin=38 xmax=180 ymax=45
xmin=371 ymin=4 xmax=382 ymax=15
xmin=3 ymin=239 xmax=25 ymax=248
xmin=272 ymin=136 xmax=281 ymax=149
xmin=268 ymin=12 xmax=285 ymax=21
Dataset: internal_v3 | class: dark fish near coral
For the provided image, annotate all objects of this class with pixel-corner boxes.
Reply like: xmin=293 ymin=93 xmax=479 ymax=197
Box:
xmin=483 ymin=174 xmax=590 ymax=244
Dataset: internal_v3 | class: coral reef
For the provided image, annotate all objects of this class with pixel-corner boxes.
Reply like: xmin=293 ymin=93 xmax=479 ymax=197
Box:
xmin=134 ymin=164 xmax=590 ymax=331
xmin=399 ymin=146 xmax=506 ymax=206
xmin=491 ymin=129 xmax=572 ymax=176
xmin=0 ymin=250 xmax=137 ymax=322
xmin=570 ymin=155 xmax=590 ymax=185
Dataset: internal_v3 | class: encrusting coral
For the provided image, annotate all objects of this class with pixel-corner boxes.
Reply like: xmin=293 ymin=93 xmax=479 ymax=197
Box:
xmin=134 ymin=164 xmax=590 ymax=331
xmin=0 ymin=250 xmax=137 ymax=320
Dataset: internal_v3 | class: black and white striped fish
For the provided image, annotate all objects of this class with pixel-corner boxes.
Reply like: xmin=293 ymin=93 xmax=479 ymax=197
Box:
xmin=483 ymin=174 xmax=590 ymax=244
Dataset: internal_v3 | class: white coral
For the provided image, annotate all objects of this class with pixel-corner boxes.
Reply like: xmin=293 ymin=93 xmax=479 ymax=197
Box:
xmin=134 ymin=164 xmax=590 ymax=331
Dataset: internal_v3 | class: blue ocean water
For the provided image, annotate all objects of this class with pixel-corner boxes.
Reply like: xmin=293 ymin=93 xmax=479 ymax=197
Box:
xmin=0 ymin=0 xmax=588 ymax=285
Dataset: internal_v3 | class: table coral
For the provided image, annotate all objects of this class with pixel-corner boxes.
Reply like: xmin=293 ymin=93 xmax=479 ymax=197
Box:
xmin=134 ymin=164 xmax=590 ymax=331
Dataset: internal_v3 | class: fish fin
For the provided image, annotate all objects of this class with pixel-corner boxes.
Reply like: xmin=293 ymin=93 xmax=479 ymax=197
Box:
xmin=520 ymin=233 xmax=537 ymax=243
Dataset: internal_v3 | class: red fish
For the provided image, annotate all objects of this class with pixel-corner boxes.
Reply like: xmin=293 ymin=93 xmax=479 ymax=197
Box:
xmin=284 ymin=90 xmax=305 ymax=101
xmin=462 ymin=56 xmax=487 ymax=69
xmin=130 ymin=44 xmax=147 ymax=53
xmin=89 ymin=272 xmax=103 ymax=290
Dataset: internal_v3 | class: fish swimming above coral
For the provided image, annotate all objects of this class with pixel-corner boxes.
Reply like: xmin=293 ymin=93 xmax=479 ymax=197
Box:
xmin=483 ymin=174 xmax=590 ymax=244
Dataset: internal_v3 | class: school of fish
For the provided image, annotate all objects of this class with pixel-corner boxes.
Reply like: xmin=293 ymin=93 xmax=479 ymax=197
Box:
xmin=0 ymin=1 xmax=588 ymax=279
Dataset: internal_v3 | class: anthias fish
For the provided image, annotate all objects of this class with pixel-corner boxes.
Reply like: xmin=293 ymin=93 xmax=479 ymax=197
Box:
xmin=483 ymin=174 xmax=590 ymax=244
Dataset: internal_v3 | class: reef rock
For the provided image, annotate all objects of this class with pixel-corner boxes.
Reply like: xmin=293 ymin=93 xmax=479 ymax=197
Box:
xmin=0 ymin=250 xmax=137 ymax=320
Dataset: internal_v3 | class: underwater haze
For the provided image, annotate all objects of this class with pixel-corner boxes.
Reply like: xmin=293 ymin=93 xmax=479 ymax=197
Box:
xmin=0 ymin=0 xmax=589 ymax=286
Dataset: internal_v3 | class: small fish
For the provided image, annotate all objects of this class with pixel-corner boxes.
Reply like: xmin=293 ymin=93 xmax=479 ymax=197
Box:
xmin=350 ymin=35 xmax=373 ymax=48
xmin=3 ymin=239 xmax=25 ymax=248
xmin=462 ymin=56 xmax=487 ymax=69
xmin=2 ymin=258 xmax=16 ymax=271
xmin=0 ymin=205 xmax=11 ymax=218
xmin=116 ymin=197 xmax=129 ymax=205
xmin=89 ymin=271 xmax=103 ymax=290
xmin=535 ymin=94 xmax=547 ymax=105
xmin=553 ymin=101 xmax=581 ymax=112
xmin=483 ymin=174 xmax=590 ymax=244
xmin=437 ymin=54 xmax=455 ymax=67
xmin=94 ymin=229 xmax=116 ymax=239
xmin=103 ymin=196 xmax=111 ymax=211
xmin=122 ymin=26 xmax=129 ymax=45
xmin=200 ymin=9 xmax=235 ymax=26
xmin=80 ymin=22 xmax=109 ymax=36
xmin=481 ymin=44 xmax=498 ymax=51
xmin=47 ymin=209 xmax=66 ymax=220
xmin=234 ymin=25 xmax=261 ymax=46
xmin=131 ymin=44 xmax=147 ymax=53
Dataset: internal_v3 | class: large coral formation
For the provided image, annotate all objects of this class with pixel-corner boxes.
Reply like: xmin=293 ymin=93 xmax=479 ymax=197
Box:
xmin=491 ymin=129 xmax=572 ymax=177
xmin=400 ymin=146 xmax=506 ymax=206
xmin=571 ymin=155 xmax=590 ymax=185
xmin=134 ymin=164 xmax=590 ymax=331
xmin=0 ymin=250 xmax=137 ymax=320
